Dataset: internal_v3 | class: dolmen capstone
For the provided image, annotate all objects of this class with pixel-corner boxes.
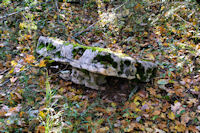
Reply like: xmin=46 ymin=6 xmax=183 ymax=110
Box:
xmin=36 ymin=36 xmax=157 ymax=90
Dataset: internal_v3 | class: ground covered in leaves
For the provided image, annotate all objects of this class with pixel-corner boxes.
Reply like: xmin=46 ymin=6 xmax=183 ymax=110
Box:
xmin=0 ymin=0 xmax=200 ymax=132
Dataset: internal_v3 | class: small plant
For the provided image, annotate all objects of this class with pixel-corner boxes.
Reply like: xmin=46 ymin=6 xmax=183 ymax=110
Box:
xmin=38 ymin=71 xmax=63 ymax=132
xmin=45 ymin=72 xmax=54 ymax=107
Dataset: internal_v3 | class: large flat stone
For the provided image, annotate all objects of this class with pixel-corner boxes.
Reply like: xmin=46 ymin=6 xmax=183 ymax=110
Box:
xmin=36 ymin=36 xmax=157 ymax=89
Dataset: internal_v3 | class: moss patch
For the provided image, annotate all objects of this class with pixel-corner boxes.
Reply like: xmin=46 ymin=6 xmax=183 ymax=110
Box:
xmin=38 ymin=42 xmax=45 ymax=50
xmin=135 ymin=62 xmax=145 ymax=81
xmin=93 ymin=54 xmax=118 ymax=68
xmin=80 ymin=69 xmax=89 ymax=75
xmin=64 ymin=42 xmax=128 ymax=57
xmin=46 ymin=43 xmax=56 ymax=51
xmin=72 ymin=47 xmax=86 ymax=59
xmin=124 ymin=60 xmax=131 ymax=66
xmin=55 ymin=51 xmax=61 ymax=58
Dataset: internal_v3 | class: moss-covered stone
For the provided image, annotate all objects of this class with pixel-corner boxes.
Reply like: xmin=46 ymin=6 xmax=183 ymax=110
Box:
xmin=36 ymin=36 xmax=157 ymax=89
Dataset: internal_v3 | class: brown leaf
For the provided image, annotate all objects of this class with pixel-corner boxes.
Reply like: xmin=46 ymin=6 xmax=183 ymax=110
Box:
xmin=36 ymin=126 xmax=45 ymax=133
xmin=152 ymin=110 xmax=161 ymax=116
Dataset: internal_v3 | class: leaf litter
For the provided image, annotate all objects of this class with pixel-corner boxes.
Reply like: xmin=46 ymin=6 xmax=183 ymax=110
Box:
xmin=0 ymin=0 xmax=200 ymax=132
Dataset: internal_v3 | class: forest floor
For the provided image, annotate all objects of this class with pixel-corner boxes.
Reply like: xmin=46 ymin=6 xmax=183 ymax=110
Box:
xmin=0 ymin=0 xmax=200 ymax=132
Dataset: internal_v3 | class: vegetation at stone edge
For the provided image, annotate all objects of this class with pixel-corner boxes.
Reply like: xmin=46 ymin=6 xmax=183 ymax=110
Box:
xmin=0 ymin=0 xmax=200 ymax=132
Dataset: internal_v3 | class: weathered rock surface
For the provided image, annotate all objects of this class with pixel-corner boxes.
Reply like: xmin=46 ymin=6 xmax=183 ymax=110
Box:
xmin=36 ymin=36 xmax=157 ymax=90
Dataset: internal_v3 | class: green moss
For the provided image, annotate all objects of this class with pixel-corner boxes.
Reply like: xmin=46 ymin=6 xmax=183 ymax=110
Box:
xmin=46 ymin=43 xmax=56 ymax=51
xmin=148 ymin=67 xmax=157 ymax=78
xmin=44 ymin=56 xmax=55 ymax=63
xmin=93 ymin=54 xmax=118 ymax=68
xmin=124 ymin=60 xmax=131 ymax=66
xmin=55 ymin=51 xmax=61 ymax=58
xmin=64 ymin=42 xmax=128 ymax=57
xmin=80 ymin=69 xmax=89 ymax=75
xmin=38 ymin=42 xmax=45 ymax=50
xmin=135 ymin=62 xmax=146 ymax=81
xmin=118 ymin=61 xmax=124 ymax=75
xmin=72 ymin=47 xmax=86 ymax=58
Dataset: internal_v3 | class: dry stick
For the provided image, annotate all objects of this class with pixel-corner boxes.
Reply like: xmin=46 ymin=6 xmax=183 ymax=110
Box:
xmin=73 ymin=0 xmax=129 ymax=38
xmin=174 ymin=14 xmax=194 ymax=26
xmin=151 ymin=4 xmax=185 ymax=25
xmin=0 ymin=69 xmax=10 ymax=75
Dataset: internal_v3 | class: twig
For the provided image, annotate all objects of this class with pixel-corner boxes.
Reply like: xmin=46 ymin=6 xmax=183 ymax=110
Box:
xmin=0 ymin=7 xmax=30 ymax=20
xmin=54 ymin=0 xmax=59 ymax=12
xmin=174 ymin=13 xmax=194 ymax=26
xmin=0 ymin=0 xmax=51 ymax=20
xmin=0 ymin=79 xmax=10 ymax=87
xmin=0 ymin=69 xmax=10 ymax=75
xmin=73 ymin=20 xmax=101 ymax=38
xmin=147 ymin=2 xmax=165 ymax=6
xmin=151 ymin=4 xmax=185 ymax=25
xmin=73 ymin=0 xmax=129 ymax=38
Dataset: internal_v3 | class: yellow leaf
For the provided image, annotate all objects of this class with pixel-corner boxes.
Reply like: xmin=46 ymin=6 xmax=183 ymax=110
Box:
xmin=39 ymin=60 xmax=46 ymax=67
xmin=134 ymin=3 xmax=142 ymax=10
xmin=24 ymin=34 xmax=32 ymax=40
xmin=175 ymin=124 xmax=186 ymax=132
xmin=161 ymin=6 xmax=165 ymax=11
xmin=8 ymin=68 xmax=14 ymax=74
xmin=20 ymin=66 xmax=25 ymax=71
xmin=133 ymin=96 xmax=142 ymax=106
xmin=135 ymin=108 xmax=141 ymax=112
xmin=111 ymin=102 xmax=117 ymax=107
xmin=168 ymin=111 xmax=175 ymax=120
xmin=7 ymin=120 xmax=11 ymax=124
xmin=39 ymin=111 xmax=46 ymax=119
xmin=171 ymin=28 xmax=176 ymax=33
xmin=25 ymin=55 xmax=35 ymax=64
xmin=11 ymin=60 xmax=17 ymax=66
xmin=194 ymin=86 xmax=199 ymax=91
xmin=19 ymin=111 xmax=25 ymax=117
xmin=193 ymin=21 xmax=197 ymax=26
xmin=144 ymin=53 xmax=155 ymax=61
xmin=19 ymin=23 xmax=25 ymax=29
xmin=163 ymin=43 xmax=169 ymax=47
xmin=112 ymin=40 xmax=117 ymax=44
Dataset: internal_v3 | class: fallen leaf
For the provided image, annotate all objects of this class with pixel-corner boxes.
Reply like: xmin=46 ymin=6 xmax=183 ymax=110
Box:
xmin=144 ymin=53 xmax=155 ymax=61
xmin=97 ymin=126 xmax=109 ymax=133
xmin=11 ymin=60 xmax=18 ymax=66
xmin=25 ymin=55 xmax=35 ymax=64
xmin=36 ymin=126 xmax=45 ymax=133
xmin=171 ymin=102 xmax=181 ymax=113
xmin=39 ymin=59 xmax=46 ymax=67
xmin=168 ymin=111 xmax=175 ymax=120
xmin=152 ymin=110 xmax=161 ymax=116
xmin=10 ymin=77 xmax=18 ymax=83
xmin=157 ymin=79 xmax=169 ymax=85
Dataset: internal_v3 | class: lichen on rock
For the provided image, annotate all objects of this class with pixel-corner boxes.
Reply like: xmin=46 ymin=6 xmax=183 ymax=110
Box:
xmin=36 ymin=36 xmax=157 ymax=89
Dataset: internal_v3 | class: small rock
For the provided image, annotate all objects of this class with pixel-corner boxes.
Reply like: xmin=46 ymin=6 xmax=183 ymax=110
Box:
xmin=196 ymin=126 xmax=200 ymax=131
xmin=180 ymin=80 xmax=186 ymax=85
xmin=197 ymin=105 xmax=200 ymax=110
